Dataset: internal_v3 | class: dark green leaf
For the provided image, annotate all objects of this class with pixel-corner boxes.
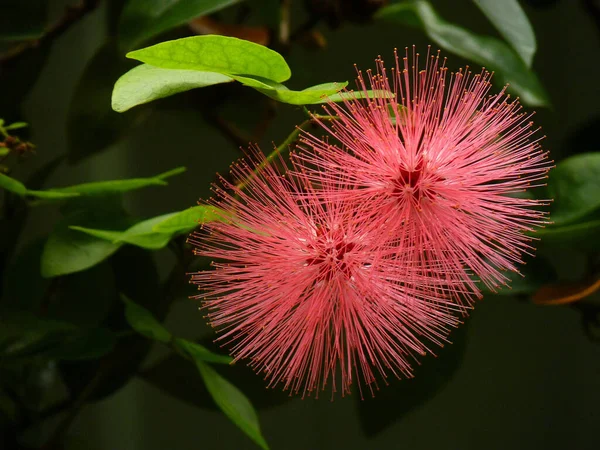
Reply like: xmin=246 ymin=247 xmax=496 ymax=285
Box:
xmin=45 ymin=327 xmax=117 ymax=361
xmin=112 ymin=64 xmax=233 ymax=112
xmin=195 ymin=360 xmax=269 ymax=450
xmin=2 ymin=239 xmax=49 ymax=312
xmin=40 ymin=201 xmax=131 ymax=278
xmin=119 ymin=0 xmax=241 ymax=51
xmin=481 ymin=255 xmax=556 ymax=296
xmin=376 ymin=0 xmax=549 ymax=107
xmin=140 ymin=347 xmax=291 ymax=411
xmin=547 ymin=153 xmax=600 ymax=225
xmin=233 ymin=76 xmax=348 ymax=105
xmin=174 ymin=338 xmax=233 ymax=365
xmin=357 ymin=323 xmax=469 ymax=437
xmin=46 ymin=263 xmax=117 ymax=327
xmin=473 ymin=0 xmax=536 ymax=67
xmin=127 ymin=36 xmax=291 ymax=83
xmin=121 ymin=295 xmax=172 ymax=343
xmin=537 ymin=219 xmax=600 ymax=252
xmin=0 ymin=0 xmax=46 ymax=41
xmin=68 ymin=41 xmax=151 ymax=163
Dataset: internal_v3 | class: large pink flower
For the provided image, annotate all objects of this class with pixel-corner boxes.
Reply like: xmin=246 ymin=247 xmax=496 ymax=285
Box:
xmin=297 ymin=47 xmax=552 ymax=297
xmin=189 ymin=149 xmax=462 ymax=397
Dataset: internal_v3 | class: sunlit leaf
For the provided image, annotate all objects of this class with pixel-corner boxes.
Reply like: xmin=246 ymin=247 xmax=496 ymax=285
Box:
xmin=121 ymin=294 xmax=172 ymax=343
xmin=473 ymin=0 xmax=536 ymax=67
xmin=119 ymin=0 xmax=241 ymax=51
xmin=547 ymin=153 xmax=600 ymax=225
xmin=233 ymin=76 xmax=348 ymax=105
xmin=195 ymin=360 xmax=269 ymax=450
xmin=376 ymin=0 xmax=549 ymax=107
xmin=127 ymin=35 xmax=291 ymax=83
xmin=112 ymin=64 xmax=233 ymax=112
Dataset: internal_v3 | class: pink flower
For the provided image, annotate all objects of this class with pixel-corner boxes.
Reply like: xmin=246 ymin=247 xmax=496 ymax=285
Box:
xmin=189 ymin=149 xmax=462 ymax=397
xmin=297 ymin=47 xmax=552 ymax=297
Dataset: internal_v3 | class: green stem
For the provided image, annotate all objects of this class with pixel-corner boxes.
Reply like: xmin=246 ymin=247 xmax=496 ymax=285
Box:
xmin=235 ymin=114 xmax=337 ymax=191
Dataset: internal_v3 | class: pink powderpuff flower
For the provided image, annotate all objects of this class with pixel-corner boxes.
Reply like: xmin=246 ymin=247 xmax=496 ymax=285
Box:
xmin=189 ymin=148 xmax=463 ymax=398
xmin=297 ymin=47 xmax=552 ymax=298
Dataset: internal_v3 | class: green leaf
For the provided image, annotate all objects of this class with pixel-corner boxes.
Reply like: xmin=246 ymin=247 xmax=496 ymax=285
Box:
xmin=3 ymin=121 xmax=28 ymax=131
xmin=547 ymin=153 xmax=600 ymax=225
xmin=473 ymin=0 xmax=536 ymax=67
xmin=537 ymin=219 xmax=600 ymax=252
xmin=70 ymin=204 xmax=223 ymax=250
xmin=376 ymin=0 xmax=549 ymax=107
xmin=121 ymin=295 xmax=172 ymax=343
xmin=233 ymin=76 xmax=348 ymax=105
xmin=195 ymin=360 xmax=269 ymax=450
xmin=480 ymin=256 xmax=556 ymax=296
xmin=41 ymin=201 xmax=130 ymax=278
xmin=119 ymin=0 xmax=241 ymax=51
xmin=112 ymin=64 xmax=233 ymax=112
xmin=127 ymin=35 xmax=291 ymax=83
xmin=153 ymin=205 xmax=224 ymax=233
xmin=71 ymin=213 xmax=176 ymax=250
xmin=41 ymin=167 xmax=185 ymax=197
xmin=174 ymin=338 xmax=233 ymax=365
xmin=357 ymin=323 xmax=469 ymax=437
xmin=0 ymin=173 xmax=27 ymax=195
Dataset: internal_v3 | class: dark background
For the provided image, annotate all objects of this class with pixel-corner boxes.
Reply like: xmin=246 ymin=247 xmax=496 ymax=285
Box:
xmin=3 ymin=0 xmax=600 ymax=449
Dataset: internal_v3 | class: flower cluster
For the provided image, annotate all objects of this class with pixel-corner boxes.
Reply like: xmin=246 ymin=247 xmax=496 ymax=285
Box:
xmin=190 ymin=47 xmax=551 ymax=398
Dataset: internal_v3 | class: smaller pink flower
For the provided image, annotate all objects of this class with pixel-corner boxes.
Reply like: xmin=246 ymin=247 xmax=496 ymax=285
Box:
xmin=189 ymin=148 xmax=463 ymax=397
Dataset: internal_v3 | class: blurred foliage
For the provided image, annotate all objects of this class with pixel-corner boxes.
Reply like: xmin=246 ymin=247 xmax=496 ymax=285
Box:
xmin=0 ymin=0 xmax=599 ymax=449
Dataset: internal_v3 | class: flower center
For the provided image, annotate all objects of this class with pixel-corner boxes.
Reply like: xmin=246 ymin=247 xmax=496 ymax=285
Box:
xmin=305 ymin=228 xmax=357 ymax=281
xmin=391 ymin=159 xmax=441 ymax=203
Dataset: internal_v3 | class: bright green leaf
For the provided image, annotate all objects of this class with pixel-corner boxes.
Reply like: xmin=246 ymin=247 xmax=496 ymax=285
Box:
xmin=121 ymin=295 xmax=172 ymax=343
xmin=233 ymin=76 xmax=348 ymax=105
xmin=376 ymin=0 xmax=549 ymax=107
xmin=0 ymin=173 xmax=27 ymax=195
xmin=547 ymin=153 xmax=600 ymax=225
xmin=322 ymin=89 xmax=395 ymax=104
xmin=153 ymin=205 xmax=224 ymax=233
xmin=127 ymin=35 xmax=291 ymax=83
xmin=473 ymin=0 xmax=536 ymax=67
xmin=195 ymin=361 xmax=269 ymax=450
xmin=4 ymin=121 xmax=28 ymax=131
xmin=174 ymin=338 xmax=233 ymax=365
xmin=119 ymin=0 xmax=241 ymax=51
xmin=112 ymin=64 xmax=233 ymax=112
